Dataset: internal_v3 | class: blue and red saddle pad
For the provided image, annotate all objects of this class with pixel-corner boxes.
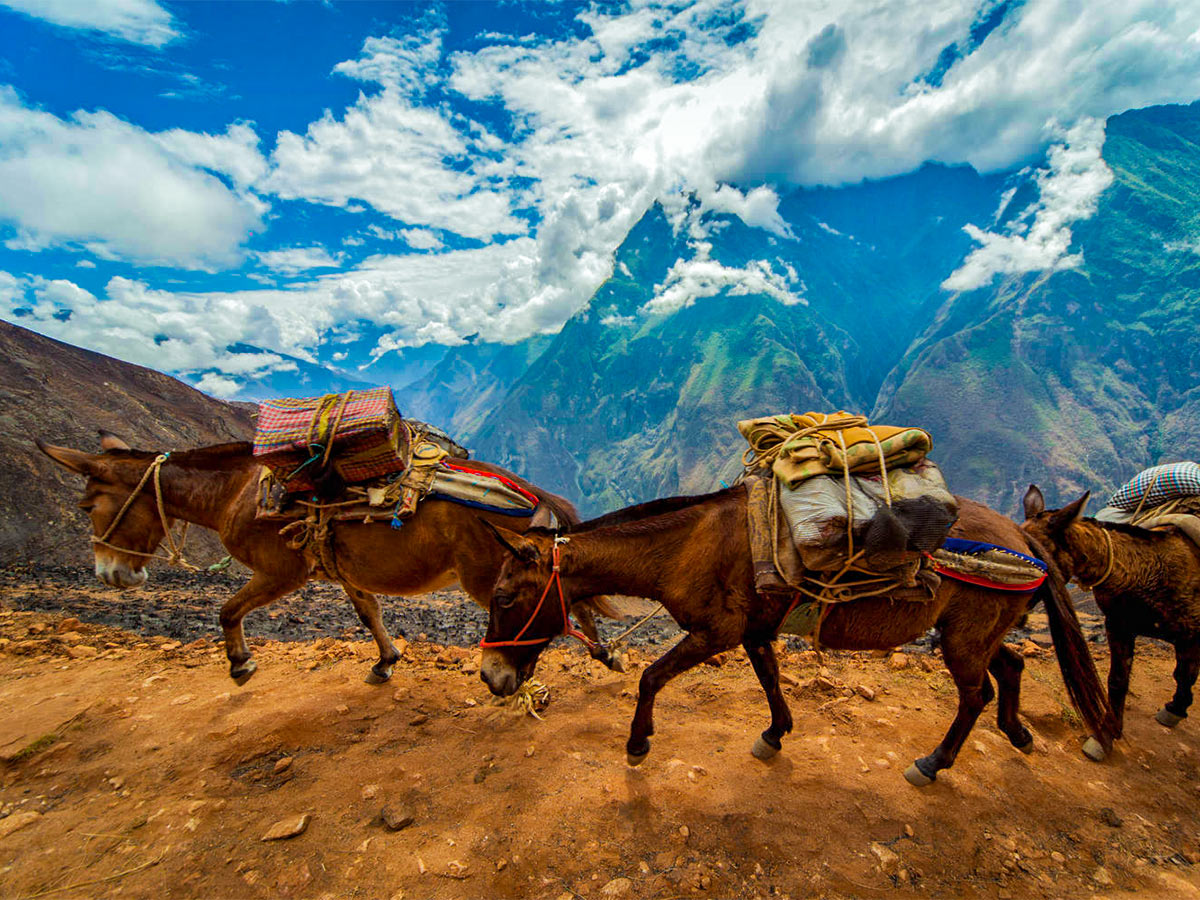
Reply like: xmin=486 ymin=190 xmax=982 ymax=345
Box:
xmin=933 ymin=538 xmax=1048 ymax=592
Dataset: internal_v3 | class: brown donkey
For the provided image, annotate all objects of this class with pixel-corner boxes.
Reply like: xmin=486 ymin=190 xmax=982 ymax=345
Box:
xmin=1023 ymin=485 xmax=1200 ymax=739
xmin=38 ymin=433 xmax=618 ymax=684
xmin=479 ymin=487 xmax=1117 ymax=785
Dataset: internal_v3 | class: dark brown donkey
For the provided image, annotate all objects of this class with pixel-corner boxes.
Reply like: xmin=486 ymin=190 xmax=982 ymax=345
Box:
xmin=1023 ymin=486 xmax=1200 ymax=741
xmin=38 ymin=433 xmax=618 ymax=684
xmin=479 ymin=487 xmax=1117 ymax=785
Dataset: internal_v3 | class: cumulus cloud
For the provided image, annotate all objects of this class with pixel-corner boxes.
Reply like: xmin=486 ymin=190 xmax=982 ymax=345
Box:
xmin=942 ymin=118 xmax=1114 ymax=291
xmin=0 ymin=87 xmax=265 ymax=268
xmin=262 ymin=31 xmax=525 ymax=241
xmin=255 ymin=246 xmax=344 ymax=276
xmin=645 ymin=240 xmax=805 ymax=316
xmin=0 ymin=0 xmax=178 ymax=47
xmin=8 ymin=0 xmax=1200 ymax=378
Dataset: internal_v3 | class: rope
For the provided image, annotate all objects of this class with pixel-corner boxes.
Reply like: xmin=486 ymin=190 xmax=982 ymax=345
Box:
xmin=605 ymin=603 xmax=666 ymax=648
xmin=90 ymin=453 xmax=203 ymax=572
xmin=1081 ymin=527 xmax=1115 ymax=591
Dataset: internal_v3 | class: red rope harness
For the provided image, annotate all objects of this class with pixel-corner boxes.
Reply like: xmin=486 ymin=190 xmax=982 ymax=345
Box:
xmin=479 ymin=540 xmax=596 ymax=650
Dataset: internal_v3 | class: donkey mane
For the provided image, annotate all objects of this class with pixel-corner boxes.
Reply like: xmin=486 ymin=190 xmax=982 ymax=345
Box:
xmin=536 ymin=486 xmax=742 ymax=537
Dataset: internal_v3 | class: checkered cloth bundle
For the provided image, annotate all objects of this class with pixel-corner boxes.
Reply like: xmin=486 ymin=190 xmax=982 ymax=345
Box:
xmin=253 ymin=387 xmax=408 ymax=489
xmin=1108 ymin=461 xmax=1200 ymax=511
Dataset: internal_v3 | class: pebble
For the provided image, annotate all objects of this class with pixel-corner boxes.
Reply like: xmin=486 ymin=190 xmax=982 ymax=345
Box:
xmin=1051 ymin=851 xmax=1066 ymax=864
xmin=888 ymin=653 xmax=910 ymax=670
xmin=856 ymin=685 xmax=876 ymax=701
xmin=261 ymin=814 xmax=311 ymax=841
xmin=67 ymin=645 xmax=98 ymax=659
xmin=335 ymin=704 xmax=350 ymax=715
xmin=1099 ymin=807 xmax=1123 ymax=828
xmin=0 ymin=811 xmax=41 ymax=840
xmin=409 ymin=714 xmax=429 ymax=726
xmin=600 ymin=877 xmax=632 ymax=896
xmin=1093 ymin=866 xmax=1113 ymax=885
xmin=361 ymin=784 xmax=380 ymax=800
xmin=273 ymin=757 xmax=293 ymax=775
xmin=56 ymin=618 xmax=82 ymax=633
xmin=679 ymin=825 xmax=690 ymax=839
xmin=870 ymin=842 xmax=900 ymax=875
xmin=381 ymin=805 xmax=415 ymax=831
xmin=903 ymin=824 xmax=914 ymax=838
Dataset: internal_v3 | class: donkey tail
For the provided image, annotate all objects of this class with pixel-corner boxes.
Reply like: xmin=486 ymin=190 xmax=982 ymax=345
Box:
xmin=1027 ymin=533 xmax=1119 ymax=753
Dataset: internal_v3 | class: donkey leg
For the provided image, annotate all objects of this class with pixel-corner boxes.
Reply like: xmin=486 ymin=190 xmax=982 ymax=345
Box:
xmin=743 ymin=638 xmax=794 ymax=760
xmin=1159 ymin=641 xmax=1200 ymax=728
xmin=220 ymin=572 xmax=303 ymax=685
xmin=1105 ymin=625 xmax=1135 ymax=738
xmin=906 ymin=635 xmax=992 ymax=786
xmin=627 ymin=632 xmax=726 ymax=766
xmin=989 ymin=644 xmax=1033 ymax=752
xmin=343 ymin=586 xmax=402 ymax=684
xmin=573 ymin=604 xmax=626 ymax=673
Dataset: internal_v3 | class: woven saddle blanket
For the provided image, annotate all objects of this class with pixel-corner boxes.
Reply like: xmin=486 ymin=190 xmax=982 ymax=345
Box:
xmin=257 ymin=458 xmax=541 ymax=526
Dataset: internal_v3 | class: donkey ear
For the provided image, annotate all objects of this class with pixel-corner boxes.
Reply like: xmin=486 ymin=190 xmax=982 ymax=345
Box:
xmin=1022 ymin=484 xmax=1046 ymax=520
xmin=479 ymin=518 xmax=538 ymax=563
xmin=36 ymin=440 xmax=101 ymax=475
xmin=1049 ymin=491 xmax=1090 ymax=530
xmin=98 ymin=429 xmax=130 ymax=452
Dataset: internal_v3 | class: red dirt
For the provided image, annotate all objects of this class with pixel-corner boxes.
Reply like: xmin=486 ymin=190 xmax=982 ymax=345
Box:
xmin=2 ymin=601 xmax=1200 ymax=900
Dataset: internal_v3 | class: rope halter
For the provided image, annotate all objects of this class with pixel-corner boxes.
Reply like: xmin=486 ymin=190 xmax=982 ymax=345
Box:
xmin=479 ymin=536 xmax=596 ymax=651
xmin=90 ymin=452 xmax=200 ymax=572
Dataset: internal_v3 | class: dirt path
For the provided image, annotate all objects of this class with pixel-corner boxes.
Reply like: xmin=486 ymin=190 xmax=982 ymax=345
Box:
xmin=2 ymin=587 xmax=1200 ymax=899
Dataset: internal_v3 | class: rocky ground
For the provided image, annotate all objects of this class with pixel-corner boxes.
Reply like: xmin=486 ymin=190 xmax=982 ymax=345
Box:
xmin=2 ymin=568 xmax=1200 ymax=900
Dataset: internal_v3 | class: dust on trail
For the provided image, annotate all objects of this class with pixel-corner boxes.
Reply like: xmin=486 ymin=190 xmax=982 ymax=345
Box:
xmin=2 ymin=571 xmax=1200 ymax=900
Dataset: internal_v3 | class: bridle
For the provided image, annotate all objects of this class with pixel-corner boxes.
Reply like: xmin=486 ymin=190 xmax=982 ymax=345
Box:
xmin=91 ymin=452 xmax=198 ymax=571
xmin=479 ymin=536 xmax=596 ymax=651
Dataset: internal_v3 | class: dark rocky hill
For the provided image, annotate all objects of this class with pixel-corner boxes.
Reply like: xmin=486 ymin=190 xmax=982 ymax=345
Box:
xmin=0 ymin=320 xmax=253 ymax=565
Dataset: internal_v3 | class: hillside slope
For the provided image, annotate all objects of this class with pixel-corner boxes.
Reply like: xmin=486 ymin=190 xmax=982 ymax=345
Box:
xmin=0 ymin=320 xmax=253 ymax=565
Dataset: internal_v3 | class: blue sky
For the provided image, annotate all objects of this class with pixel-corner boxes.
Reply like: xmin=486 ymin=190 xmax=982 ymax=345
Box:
xmin=1 ymin=0 xmax=1199 ymax=397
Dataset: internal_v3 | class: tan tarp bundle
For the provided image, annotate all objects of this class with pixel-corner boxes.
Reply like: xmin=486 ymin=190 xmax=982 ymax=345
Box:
xmin=738 ymin=411 xmax=932 ymax=489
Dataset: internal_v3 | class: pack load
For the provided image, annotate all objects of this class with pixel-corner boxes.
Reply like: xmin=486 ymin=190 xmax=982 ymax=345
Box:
xmin=253 ymin=387 xmax=409 ymax=491
xmin=1094 ymin=461 xmax=1200 ymax=546
xmin=251 ymin=388 xmax=544 ymax=577
xmin=739 ymin=411 xmax=958 ymax=621
xmin=1104 ymin=462 xmax=1200 ymax=513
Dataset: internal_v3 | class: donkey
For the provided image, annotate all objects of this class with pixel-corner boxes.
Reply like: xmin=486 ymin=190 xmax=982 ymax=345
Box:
xmin=38 ymin=432 xmax=618 ymax=684
xmin=479 ymin=486 xmax=1117 ymax=786
xmin=1023 ymin=485 xmax=1200 ymax=739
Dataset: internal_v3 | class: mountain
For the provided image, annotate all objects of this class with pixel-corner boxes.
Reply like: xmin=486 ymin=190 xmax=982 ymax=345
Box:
xmin=470 ymin=166 xmax=1009 ymax=513
xmin=0 ymin=320 xmax=253 ymax=565
xmin=465 ymin=102 xmax=1200 ymax=516
xmin=877 ymin=102 xmax=1200 ymax=512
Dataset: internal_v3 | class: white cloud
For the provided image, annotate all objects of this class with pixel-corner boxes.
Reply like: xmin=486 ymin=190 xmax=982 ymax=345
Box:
xmin=645 ymin=240 xmax=805 ymax=316
xmin=8 ymin=0 xmax=1200 ymax=378
xmin=255 ymin=246 xmax=343 ymax=276
xmin=0 ymin=0 xmax=178 ymax=47
xmin=400 ymin=229 xmax=443 ymax=250
xmin=0 ymin=87 xmax=264 ymax=269
xmin=942 ymin=118 xmax=1114 ymax=291
xmin=262 ymin=31 xmax=525 ymax=242
xmin=194 ymin=372 xmax=242 ymax=399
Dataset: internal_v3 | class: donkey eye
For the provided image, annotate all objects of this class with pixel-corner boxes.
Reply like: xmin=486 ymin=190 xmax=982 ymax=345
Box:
xmin=495 ymin=593 xmax=516 ymax=609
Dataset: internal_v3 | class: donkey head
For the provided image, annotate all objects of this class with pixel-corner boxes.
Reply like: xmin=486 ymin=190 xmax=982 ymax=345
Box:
xmin=38 ymin=431 xmax=171 ymax=589
xmin=478 ymin=521 xmax=566 ymax=697
xmin=1021 ymin=485 xmax=1090 ymax=581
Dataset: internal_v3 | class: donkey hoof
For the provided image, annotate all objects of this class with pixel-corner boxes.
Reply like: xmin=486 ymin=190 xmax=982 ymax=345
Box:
xmin=626 ymin=738 xmax=650 ymax=766
xmin=904 ymin=762 xmax=934 ymax=787
xmin=230 ymin=659 xmax=257 ymax=686
xmin=751 ymin=734 xmax=781 ymax=761
xmin=1014 ymin=737 xmax=1035 ymax=755
xmin=364 ymin=667 xmax=393 ymax=685
xmin=1156 ymin=707 xmax=1185 ymax=728
xmin=1081 ymin=737 xmax=1108 ymax=762
xmin=607 ymin=650 xmax=628 ymax=674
